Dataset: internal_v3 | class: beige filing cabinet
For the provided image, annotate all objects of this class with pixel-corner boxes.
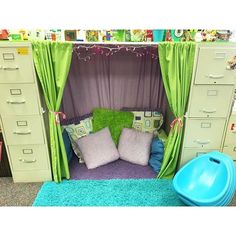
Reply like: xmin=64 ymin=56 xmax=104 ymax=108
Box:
xmin=0 ymin=42 xmax=52 ymax=182
xmin=179 ymin=43 xmax=236 ymax=167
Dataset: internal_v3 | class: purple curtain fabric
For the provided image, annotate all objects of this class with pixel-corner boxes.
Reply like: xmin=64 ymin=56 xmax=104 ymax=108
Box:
xmin=61 ymin=45 xmax=167 ymax=119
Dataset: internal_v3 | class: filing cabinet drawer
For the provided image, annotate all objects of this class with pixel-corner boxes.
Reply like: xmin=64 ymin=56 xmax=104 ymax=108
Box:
xmin=0 ymin=84 xmax=40 ymax=115
xmin=222 ymin=146 xmax=236 ymax=161
xmin=1 ymin=115 xmax=45 ymax=145
xmin=8 ymin=144 xmax=49 ymax=171
xmin=0 ymin=46 xmax=35 ymax=83
xmin=195 ymin=47 xmax=236 ymax=85
xmin=12 ymin=169 xmax=52 ymax=183
xmin=179 ymin=148 xmax=220 ymax=168
xmin=184 ymin=119 xmax=226 ymax=148
xmin=188 ymin=85 xmax=234 ymax=118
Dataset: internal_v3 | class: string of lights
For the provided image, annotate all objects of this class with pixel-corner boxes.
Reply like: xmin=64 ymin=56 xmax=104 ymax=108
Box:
xmin=73 ymin=44 xmax=158 ymax=61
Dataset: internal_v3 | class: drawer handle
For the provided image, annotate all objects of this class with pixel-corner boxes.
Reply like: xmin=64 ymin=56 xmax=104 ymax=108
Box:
xmin=202 ymin=108 xmax=216 ymax=113
xmin=13 ymin=130 xmax=31 ymax=135
xmin=3 ymin=66 xmax=19 ymax=70
xmin=19 ymin=158 xmax=36 ymax=163
xmin=195 ymin=139 xmax=210 ymax=145
xmin=208 ymin=74 xmax=224 ymax=79
xmin=215 ymin=56 xmax=226 ymax=59
xmin=6 ymin=100 xmax=26 ymax=104
xmin=214 ymin=52 xmax=226 ymax=59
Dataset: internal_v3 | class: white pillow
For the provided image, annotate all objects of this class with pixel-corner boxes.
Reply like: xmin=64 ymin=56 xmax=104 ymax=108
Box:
xmin=77 ymin=127 xmax=119 ymax=169
xmin=118 ymin=128 xmax=153 ymax=166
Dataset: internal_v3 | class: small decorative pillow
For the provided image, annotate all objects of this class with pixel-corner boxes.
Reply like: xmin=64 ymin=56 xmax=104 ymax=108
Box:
xmin=77 ymin=127 xmax=119 ymax=169
xmin=132 ymin=110 xmax=163 ymax=134
xmin=121 ymin=108 xmax=164 ymax=134
xmin=118 ymin=128 xmax=153 ymax=166
xmin=63 ymin=116 xmax=93 ymax=162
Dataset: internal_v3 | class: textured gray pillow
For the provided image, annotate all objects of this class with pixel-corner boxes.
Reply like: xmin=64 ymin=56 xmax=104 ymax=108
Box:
xmin=118 ymin=128 xmax=153 ymax=166
xmin=77 ymin=127 xmax=119 ymax=169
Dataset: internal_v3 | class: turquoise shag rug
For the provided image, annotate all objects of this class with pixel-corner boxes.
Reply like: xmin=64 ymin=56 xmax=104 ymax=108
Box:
xmin=33 ymin=179 xmax=185 ymax=206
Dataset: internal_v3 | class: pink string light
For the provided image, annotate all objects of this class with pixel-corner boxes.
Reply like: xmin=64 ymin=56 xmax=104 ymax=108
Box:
xmin=73 ymin=44 xmax=158 ymax=61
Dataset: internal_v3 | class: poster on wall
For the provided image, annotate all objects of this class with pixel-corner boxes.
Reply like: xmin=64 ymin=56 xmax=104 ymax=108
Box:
xmin=64 ymin=30 xmax=77 ymax=41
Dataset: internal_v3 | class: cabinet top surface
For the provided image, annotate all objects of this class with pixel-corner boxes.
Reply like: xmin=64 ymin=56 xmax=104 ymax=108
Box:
xmin=197 ymin=42 xmax=236 ymax=48
xmin=0 ymin=41 xmax=32 ymax=47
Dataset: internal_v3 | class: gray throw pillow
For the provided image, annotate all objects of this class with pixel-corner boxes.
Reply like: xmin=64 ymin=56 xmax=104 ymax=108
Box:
xmin=118 ymin=128 xmax=153 ymax=166
xmin=77 ymin=127 xmax=119 ymax=169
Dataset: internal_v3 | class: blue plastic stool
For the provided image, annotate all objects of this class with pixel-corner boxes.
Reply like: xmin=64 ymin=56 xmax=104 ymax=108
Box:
xmin=173 ymin=151 xmax=236 ymax=206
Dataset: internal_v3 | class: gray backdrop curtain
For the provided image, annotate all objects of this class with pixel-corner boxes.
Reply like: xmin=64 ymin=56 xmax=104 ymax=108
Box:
xmin=61 ymin=45 xmax=167 ymax=119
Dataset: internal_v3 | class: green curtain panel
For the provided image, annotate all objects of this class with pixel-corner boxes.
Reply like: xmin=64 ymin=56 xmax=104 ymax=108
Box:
xmin=158 ymin=42 xmax=196 ymax=179
xmin=32 ymin=41 xmax=72 ymax=182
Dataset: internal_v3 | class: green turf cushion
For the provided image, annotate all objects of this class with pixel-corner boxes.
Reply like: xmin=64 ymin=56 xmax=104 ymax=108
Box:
xmin=92 ymin=108 xmax=134 ymax=145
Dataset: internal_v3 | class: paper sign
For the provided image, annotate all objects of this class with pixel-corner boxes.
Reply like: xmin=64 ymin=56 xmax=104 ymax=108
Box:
xmin=231 ymin=123 xmax=236 ymax=131
xmin=17 ymin=48 xmax=29 ymax=55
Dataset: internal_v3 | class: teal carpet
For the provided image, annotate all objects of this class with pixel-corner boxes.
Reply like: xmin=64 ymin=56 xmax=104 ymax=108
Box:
xmin=33 ymin=179 xmax=185 ymax=206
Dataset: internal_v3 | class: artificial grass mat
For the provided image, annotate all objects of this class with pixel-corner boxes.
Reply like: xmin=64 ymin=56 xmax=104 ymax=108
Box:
xmin=92 ymin=108 xmax=134 ymax=145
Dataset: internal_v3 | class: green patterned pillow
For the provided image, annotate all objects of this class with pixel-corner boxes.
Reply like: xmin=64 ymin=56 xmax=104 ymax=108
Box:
xmin=92 ymin=108 xmax=134 ymax=145
xmin=131 ymin=111 xmax=163 ymax=135
xmin=63 ymin=117 xmax=93 ymax=161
